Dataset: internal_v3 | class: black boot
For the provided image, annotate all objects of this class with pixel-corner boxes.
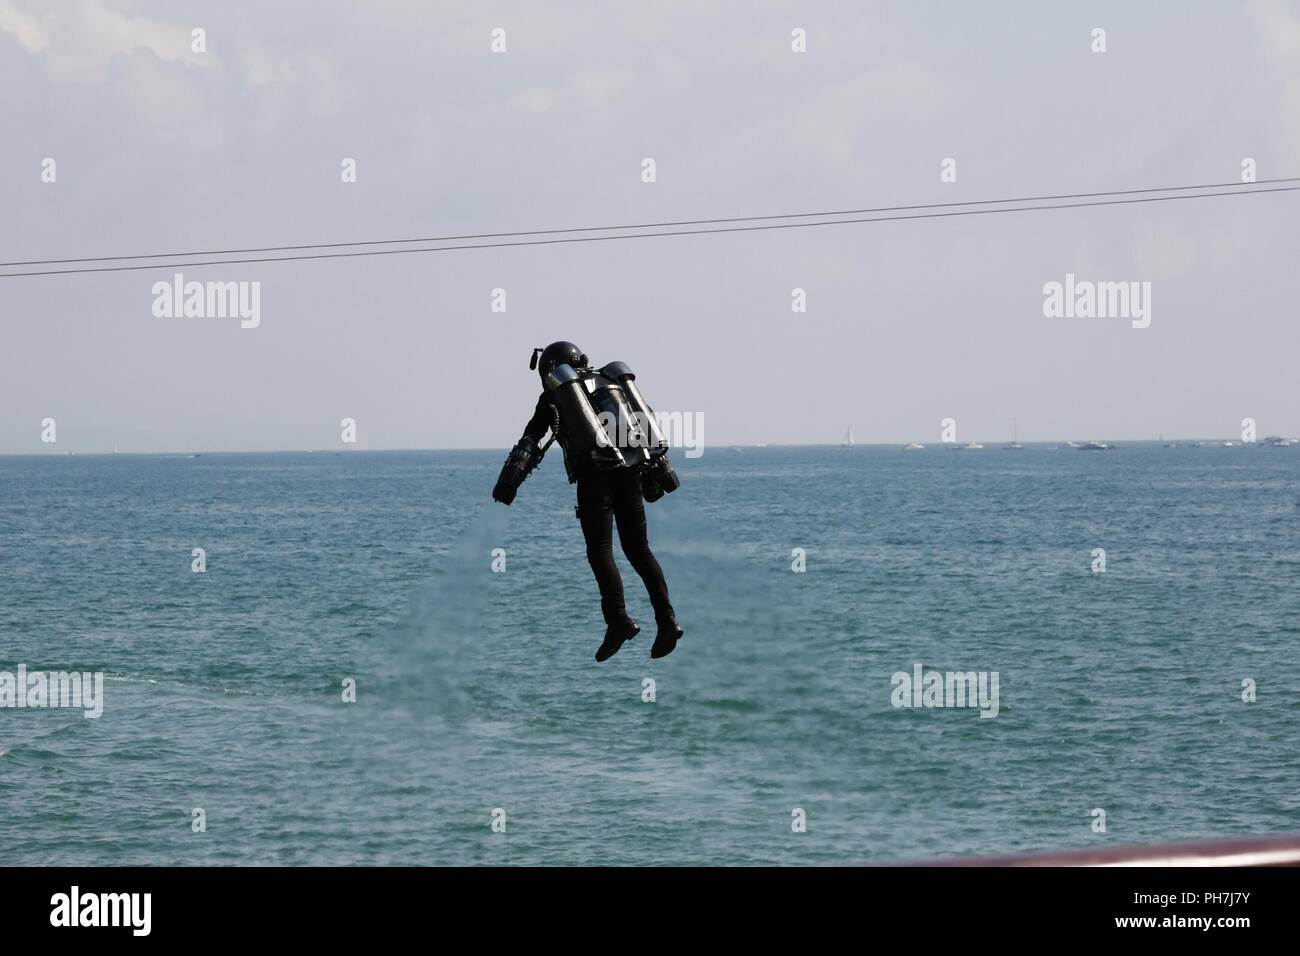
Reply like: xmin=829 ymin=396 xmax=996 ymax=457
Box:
xmin=596 ymin=614 xmax=639 ymax=662
xmin=650 ymin=613 xmax=683 ymax=659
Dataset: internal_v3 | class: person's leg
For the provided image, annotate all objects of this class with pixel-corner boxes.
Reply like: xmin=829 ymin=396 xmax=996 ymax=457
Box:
xmin=610 ymin=470 xmax=681 ymax=657
xmin=577 ymin=472 xmax=624 ymax=623
xmin=577 ymin=471 xmax=638 ymax=661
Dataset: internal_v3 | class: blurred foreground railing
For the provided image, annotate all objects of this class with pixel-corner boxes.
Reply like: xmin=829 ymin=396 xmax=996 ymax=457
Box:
xmin=906 ymin=834 xmax=1300 ymax=867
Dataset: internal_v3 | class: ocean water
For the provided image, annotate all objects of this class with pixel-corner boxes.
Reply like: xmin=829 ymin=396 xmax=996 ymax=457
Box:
xmin=1 ymin=444 xmax=1297 ymax=866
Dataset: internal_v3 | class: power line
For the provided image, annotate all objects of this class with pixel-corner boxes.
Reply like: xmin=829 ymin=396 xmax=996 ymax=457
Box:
xmin=1 ymin=177 xmax=1294 ymax=269
xmin=1 ymin=184 xmax=1294 ymax=278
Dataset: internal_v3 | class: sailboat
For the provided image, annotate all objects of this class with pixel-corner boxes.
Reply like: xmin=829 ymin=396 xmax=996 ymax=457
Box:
xmin=1002 ymin=418 xmax=1023 ymax=450
xmin=842 ymin=427 xmax=854 ymax=447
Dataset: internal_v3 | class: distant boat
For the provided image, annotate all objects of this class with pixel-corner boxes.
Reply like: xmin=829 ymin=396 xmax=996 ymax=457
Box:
xmin=1002 ymin=419 xmax=1022 ymax=449
xmin=842 ymin=428 xmax=854 ymax=447
xmin=1222 ymin=440 xmax=1241 ymax=448
xmin=1078 ymin=440 xmax=1110 ymax=450
xmin=1262 ymin=435 xmax=1298 ymax=447
xmin=1189 ymin=442 xmax=1204 ymax=448
xmin=963 ymin=442 xmax=984 ymax=450
xmin=903 ymin=442 xmax=924 ymax=450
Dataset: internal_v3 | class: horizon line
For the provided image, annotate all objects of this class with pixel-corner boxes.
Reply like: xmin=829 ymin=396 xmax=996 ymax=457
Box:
xmin=2 ymin=436 xmax=1296 ymax=458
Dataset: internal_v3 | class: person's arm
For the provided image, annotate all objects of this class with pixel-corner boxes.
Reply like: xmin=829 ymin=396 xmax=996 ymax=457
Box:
xmin=492 ymin=395 xmax=554 ymax=505
xmin=521 ymin=393 xmax=553 ymax=443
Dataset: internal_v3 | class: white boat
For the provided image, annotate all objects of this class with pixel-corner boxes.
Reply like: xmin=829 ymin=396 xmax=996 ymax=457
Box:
xmin=1063 ymin=440 xmax=1080 ymax=449
xmin=903 ymin=442 xmax=924 ymax=450
xmin=842 ymin=427 xmax=854 ymax=447
xmin=963 ymin=442 xmax=984 ymax=450
xmin=1002 ymin=419 xmax=1023 ymax=449
xmin=1078 ymin=440 xmax=1110 ymax=450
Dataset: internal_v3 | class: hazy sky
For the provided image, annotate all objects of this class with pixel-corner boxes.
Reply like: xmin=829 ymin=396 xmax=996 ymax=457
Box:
xmin=1 ymin=0 xmax=1297 ymax=452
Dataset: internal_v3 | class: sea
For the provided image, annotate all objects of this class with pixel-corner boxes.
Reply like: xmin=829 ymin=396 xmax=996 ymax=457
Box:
xmin=1 ymin=443 xmax=1297 ymax=865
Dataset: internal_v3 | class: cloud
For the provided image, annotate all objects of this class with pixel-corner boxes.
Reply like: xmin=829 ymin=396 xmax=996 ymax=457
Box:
xmin=1247 ymin=0 xmax=1300 ymax=159
xmin=503 ymin=66 xmax=633 ymax=116
xmin=1250 ymin=0 xmax=1300 ymax=55
xmin=241 ymin=46 xmax=337 ymax=91
xmin=0 ymin=0 xmax=216 ymax=81
xmin=0 ymin=0 xmax=46 ymax=53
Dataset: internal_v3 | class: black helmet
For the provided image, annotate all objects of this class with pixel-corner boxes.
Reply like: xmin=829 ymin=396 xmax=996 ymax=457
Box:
xmin=532 ymin=341 xmax=588 ymax=381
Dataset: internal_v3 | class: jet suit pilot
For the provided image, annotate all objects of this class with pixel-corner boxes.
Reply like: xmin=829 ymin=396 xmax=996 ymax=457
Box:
xmin=492 ymin=341 xmax=683 ymax=661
